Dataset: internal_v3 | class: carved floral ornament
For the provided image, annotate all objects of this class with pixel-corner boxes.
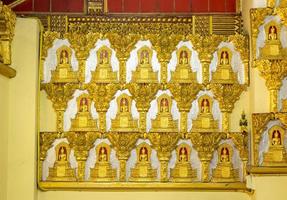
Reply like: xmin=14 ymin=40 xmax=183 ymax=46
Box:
xmin=0 ymin=1 xmax=16 ymax=78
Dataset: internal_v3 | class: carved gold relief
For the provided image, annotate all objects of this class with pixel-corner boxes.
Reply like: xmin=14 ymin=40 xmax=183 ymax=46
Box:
xmin=47 ymin=142 xmax=76 ymax=181
xmin=51 ymin=45 xmax=78 ymax=83
xmin=92 ymin=46 xmax=118 ymax=83
xmin=170 ymin=46 xmax=197 ymax=83
xmin=170 ymin=144 xmax=197 ymax=182
xmin=192 ymin=95 xmax=219 ymax=132
xmin=212 ymin=144 xmax=239 ymax=182
xmin=150 ymin=94 xmax=178 ymax=133
xmin=129 ymin=142 xmax=157 ymax=182
xmin=259 ymin=21 xmax=287 ymax=59
xmin=111 ymin=93 xmax=139 ymax=132
xmin=212 ymin=47 xmax=237 ymax=84
xmin=70 ymin=94 xmax=98 ymax=132
xmin=263 ymin=125 xmax=287 ymax=166
xmin=132 ymin=46 xmax=158 ymax=83
xmin=90 ymin=142 xmax=117 ymax=181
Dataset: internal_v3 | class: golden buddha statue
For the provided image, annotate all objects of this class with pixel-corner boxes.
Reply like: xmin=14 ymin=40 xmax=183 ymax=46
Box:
xmin=212 ymin=48 xmax=237 ymax=84
xmin=92 ymin=46 xmax=118 ymax=83
xmin=47 ymin=143 xmax=76 ymax=181
xmin=90 ymin=143 xmax=117 ymax=181
xmin=129 ymin=143 xmax=157 ymax=182
xmin=51 ymin=45 xmax=78 ymax=83
xmin=150 ymin=94 xmax=178 ymax=132
xmin=260 ymin=22 xmax=286 ymax=59
xmin=212 ymin=145 xmax=239 ymax=182
xmin=70 ymin=94 xmax=98 ymax=132
xmin=131 ymin=46 xmax=158 ymax=83
xmin=170 ymin=47 xmax=196 ymax=83
xmin=263 ymin=126 xmax=287 ymax=166
xmin=170 ymin=144 xmax=197 ymax=182
xmin=192 ymin=95 xmax=219 ymax=132
xmin=111 ymin=94 xmax=139 ymax=132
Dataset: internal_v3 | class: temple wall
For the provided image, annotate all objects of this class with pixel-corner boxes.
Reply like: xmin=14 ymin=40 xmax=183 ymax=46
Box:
xmin=1 ymin=0 xmax=287 ymax=199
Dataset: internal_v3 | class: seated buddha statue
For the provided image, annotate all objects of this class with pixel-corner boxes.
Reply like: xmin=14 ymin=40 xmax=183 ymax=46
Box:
xmin=212 ymin=145 xmax=239 ymax=182
xmin=90 ymin=144 xmax=117 ymax=181
xmin=170 ymin=145 xmax=197 ymax=182
xmin=260 ymin=22 xmax=285 ymax=59
xmin=51 ymin=46 xmax=78 ymax=83
xmin=192 ymin=96 xmax=218 ymax=132
xmin=131 ymin=46 xmax=158 ymax=83
xmin=150 ymin=94 xmax=178 ymax=133
xmin=263 ymin=126 xmax=287 ymax=166
xmin=47 ymin=143 xmax=76 ymax=181
xmin=130 ymin=143 xmax=157 ymax=182
xmin=212 ymin=48 xmax=237 ymax=84
xmin=170 ymin=47 xmax=196 ymax=83
xmin=111 ymin=94 xmax=138 ymax=132
xmin=92 ymin=46 xmax=118 ymax=83
xmin=70 ymin=95 xmax=98 ymax=132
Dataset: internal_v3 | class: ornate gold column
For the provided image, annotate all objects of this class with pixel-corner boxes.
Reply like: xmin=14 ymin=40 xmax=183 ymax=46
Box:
xmin=189 ymin=35 xmax=224 ymax=85
xmin=87 ymin=83 xmax=119 ymax=132
xmin=254 ymin=59 xmax=287 ymax=112
xmin=128 ymin=83 xmax=159 ymax=132
xmin=41 ymin=83 xmax=78 ymax=132
xmin=107 ymin=132 xmax=139 ymax=181
xmin=211 ymin=83 xmax=247 ymax=132
xmin=66 ymin=131 xmax=100 ymax=181
xmin=107 ymin=33 xmax=139 ymax=84
xmin=149 ymin=132 xmax=179 ymax=181
xmin=168 ymin=83 xmax=202 ymax=133
xmin=65 ymin=28 xmax=99 ymax=82
xmin=149 ymin=33 xmax=182 ymax=84
xmin=39 ymin=132 xmax=59 ymax=180
xmin=189 ymin=132 xmax=226 ymax=182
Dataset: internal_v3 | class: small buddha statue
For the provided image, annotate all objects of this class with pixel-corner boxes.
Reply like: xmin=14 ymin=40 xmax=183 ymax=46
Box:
xmin=140 ymin=50 xmax=149 ymax=65
xmin=98 ymin=147 xmax=108 ymax=162
xmin=220 ymin=147 xmax=230 ymax=163
xmin=179 ymin=147 xmax=188 ymax=162
xmin=120 ymin=98 xmax=129 ymax=113
xmin=100 ymin=50 xmax=109 ymax=65
xmin=58 ymin=147 xmax=67 ymax=161
xmin=60 ymin=50 xmax=69 ymax=64
xmin=80 ymin=97 xmax=88 ymax=112
xmin=90 ymin=144 xmax=117 ymax=181
xmin=272 ymin=130 xmax=282 ymax=146
xmin=220 ymin=51 xmax=229 ymax=65
xmin=268 ymin=26 xmax=278 ymax=41
xmin=160 ymin=98 xmax=169 ymax=112
xmin=201 ymin=99 xmax=210 ymax=113
xmin=179 ymin=50 xmax=188 ymax=65
xmin=139 ymin=147 xmax=148 ymax=162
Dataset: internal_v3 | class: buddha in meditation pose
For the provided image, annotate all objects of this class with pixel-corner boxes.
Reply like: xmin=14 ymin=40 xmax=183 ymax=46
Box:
xmin=140 ymin=50 xmax=149 ymax=65
xmin=179 ymin=50 xmax=188 ymax=65
xmin=201 ymin=99 xmax=210 ymax=113
xmin=220 ymin=147 xmax=230 ymax=163
xmin=60 ymin=50 xmax=69 ymax=64
xmin=58 ymin=147 xmax=67 ymax=161
xmin=139 ymin=147 xmax=148 ymax=162
xmin=120 ymin=98 xmax=129 ymax=113
xmin=272 ymin=130 xmax=282 ymax=146
xmin=98 ymin=147 xmax=107 ymax=162
xmin=100 ymin=50 xmax=109 ymax=64
xmin=160 ymin=98 xmax=169 ymax=112
xmin=268 ymin=26 xmax=278 ymax=41
xmin=220 ymin=51 xmax=229 ymax=65
xmin=80 ymin=97 xmax=88 ymax=112
xmin=179 ymin=147 xmax=188 ymax=162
